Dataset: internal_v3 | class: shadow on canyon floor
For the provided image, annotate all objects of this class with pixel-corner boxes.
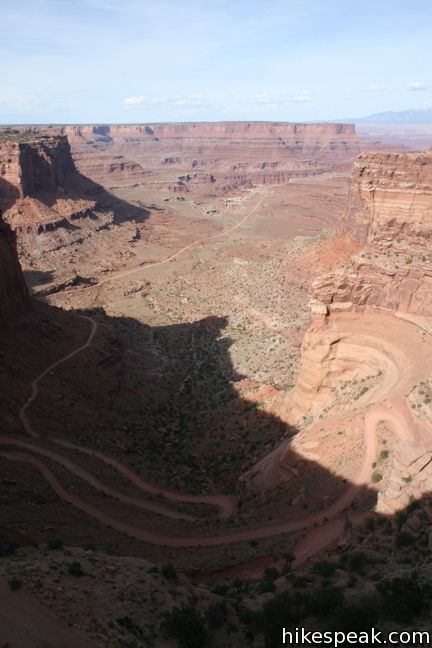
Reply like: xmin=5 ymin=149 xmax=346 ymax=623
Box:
xmin=0 ymin=297 xmax=426 ymax=579
xmin=60 ymin=170 xmax=151 ymax=224
xmin=0 ymin=178 xmax=20 ymax=212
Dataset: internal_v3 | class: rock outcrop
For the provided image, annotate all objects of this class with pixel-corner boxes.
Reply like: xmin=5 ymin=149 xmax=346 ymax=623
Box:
xmin=0 ymin=135 xmax=75 ymax=198
xmin=312 ymin=151 xmax=432 ymax=317
xmin=0 ymin=212 xmax=28 ymax=325
xmin=0 ymin=134 xmax=109 ymax=235
xmin=284 ymin=151 xmax=432 ymax=423
xmin=36 ymin=122 xmax=360 ymax=195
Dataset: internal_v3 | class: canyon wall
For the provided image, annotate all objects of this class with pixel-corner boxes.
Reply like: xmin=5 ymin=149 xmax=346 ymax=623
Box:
xmin=0 ymin=212 xmax=28 ymax=325
xmin=0 ymin=134 xmax=104 ymax=235
xmin=312 ymin=151 xmax=432 ymax=318
xmin=288 ymin=150 xmax=432 ymax=422
xmin=59 ymin=121 xmax=356 ymax=140
xmin=0 ymin=136 xmax=75 ymax=198
xmin=37 ymin=122 xmax=360 ymax=195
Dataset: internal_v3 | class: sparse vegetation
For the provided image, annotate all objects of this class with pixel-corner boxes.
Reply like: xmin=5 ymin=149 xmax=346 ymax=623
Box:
xmin=67 ymin=561 xmax=84 ymax=576
xmin=8 ymin=578 xmax=22 ymax=591
xmin=372 ymin=470 xmax=383 ymax=483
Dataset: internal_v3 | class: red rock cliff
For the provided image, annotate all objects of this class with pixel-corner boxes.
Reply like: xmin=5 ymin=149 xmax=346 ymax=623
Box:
xmin=0 ymin=212 xmax=28 ymax=325
xmin=41 ymin=121 xmax=359 ymax=195
xmin=312 ymin=151 xmax=432 ymax=317
xmin=0 ymin=136 xmax=75 ymax=198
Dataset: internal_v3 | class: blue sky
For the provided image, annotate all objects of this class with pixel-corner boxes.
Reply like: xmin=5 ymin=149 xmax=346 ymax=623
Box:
xmin=1 ymin=0 xmax=431 ymax=123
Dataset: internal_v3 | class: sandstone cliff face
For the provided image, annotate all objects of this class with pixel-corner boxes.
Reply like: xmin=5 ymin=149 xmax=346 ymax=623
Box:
xmin=284 ymin=151 xmax=432 ymax=423
xmin=38 ymin=121 xmax=360 ymax=195
xmin=58 ymin=121 xmax=355 ymax=140
xmin=0 ymin=135 xmax=100 ymax=235
xmin=0 ymin=136 xmax=75 ymax=198
xmin=0 ymin=213 xmax=28 ymax=325
xmin=312 ymin=151 xmax=432 ymax=318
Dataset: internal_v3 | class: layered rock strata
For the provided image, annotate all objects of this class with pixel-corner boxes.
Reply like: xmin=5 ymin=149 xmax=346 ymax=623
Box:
xmin=312 ymin=151 xmax=432 ymax=317
xmin=35 ymin=122 xmax=360 ymax=195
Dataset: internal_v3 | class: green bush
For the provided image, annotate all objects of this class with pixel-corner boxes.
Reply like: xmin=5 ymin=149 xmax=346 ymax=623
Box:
xmin=162 ymin=606 xmax=209 ymax=648
xmin=161 ymin=563 xmax=178 ymax=582
xmin=206 ymin=601 xmax=227 ymax=629
xmin=329 ymin=595 xmax=379 ymax=632
xmin=263 ymin=567 xmax=279 ymax=582
xmin=8 ymin=578 xmax=22 ymax=591
xmin=67 ymin=561 xmax=84 ymax=576
xmin=344 ymin=551 xmax=369 ymax=573
xmin=313 ymin=560 xmax=336 ymax=577
xmin=395 ymin=531 xmax=415 ymax=548
xmin=117 ymin=616 xmax=144 ymax=639
xmin=0 ymin=535 xmax=17 ymax=557
xmin=377 ymin=575 xmax=432 ymax=622
xmin=372 ymin=471 xmax=383 ymax=483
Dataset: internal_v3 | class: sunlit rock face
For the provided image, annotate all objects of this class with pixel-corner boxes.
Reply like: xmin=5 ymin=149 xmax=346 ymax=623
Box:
xmin=313 ymin=151 xmax=432 ymax=317
xmin=36 ymin=121 xmax=361 ymax=195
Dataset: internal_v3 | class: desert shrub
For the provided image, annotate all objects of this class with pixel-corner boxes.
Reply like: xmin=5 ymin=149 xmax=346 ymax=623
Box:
xmin=395 ymin=531 xmax=415 ymax=548
xmin=0 ymin=535 xmax=17 ymax=557
xmin=67 ymin=561 xmax=83 ymax=576
xmin=8 ymin=578 xmax=22 ymax=591
xmin=117 ymin=616 xmax=144 ymax=639
xmin=311 ymin=586 xmax=344 ymax=616
xmin=206 ymin=601 xmax=227 ymax=629
xmin=212 ymin=583 xmax=228 ymax=596
xmin=161 ymin=563 xmax=178 ymax=582
xmin=242 ymin=587 xmax=345 ymax=647
xmin=328 ymin=595 xmax=379 ymax=633
xmin=313 ymin=559 xmax=336 ymax=577
xmin=344 ymin=551 xmax=369 ymax=573
xmin=162 ymin=605 xmax=209 ymax=648
xmin=263 ymin=567 xmax=279 ymax=581
xmin=245 ymin=591 xmax=311 ymax=647
xmin=376 ymin=575 xmax=432 ymax=622
xmin=372 ymin=471 xmax=383 ymax=483
xmin=259 ymin=579 xmax=276 ymax=593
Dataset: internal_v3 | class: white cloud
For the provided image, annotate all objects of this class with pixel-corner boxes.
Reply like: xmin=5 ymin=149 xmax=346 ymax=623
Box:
xmin=0 ymin=87 xmax=37 ymax=112
xmin=369 ymin=84 xmax=389 ymax=92
xmin=254 ymin=92 xmax=312 ymax=108
xmin=124 ymin=96 xmax=146 ymax=106
xmin=368 ymin=83 xmax=402 ymax=92
xmin=123 ymin=95 xmax=205 ymax=109
xmin=291 ymin=94 xmax=313 ymax=103
xmin=407 ymin=80 xmax=427 ymax=91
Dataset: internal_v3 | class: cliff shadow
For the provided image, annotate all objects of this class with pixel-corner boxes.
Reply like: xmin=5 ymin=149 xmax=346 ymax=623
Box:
xmin=2 ymin=299 xmax=432 ymax=643
xmin=0 ymin=177 xmax=20 ymax=212
xmin=1 ymin=302 xmax=382 ymax=534
xmin=37 ymin=168 xmax=151 ymax=225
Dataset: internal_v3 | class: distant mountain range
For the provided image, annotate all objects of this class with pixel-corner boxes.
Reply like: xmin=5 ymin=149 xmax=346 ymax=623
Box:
xmin=355 ymin=109 xmax=432 ymax=125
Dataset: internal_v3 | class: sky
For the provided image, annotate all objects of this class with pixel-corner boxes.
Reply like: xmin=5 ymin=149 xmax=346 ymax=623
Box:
xmin=1 ymin=0 xmax=432 ymax=124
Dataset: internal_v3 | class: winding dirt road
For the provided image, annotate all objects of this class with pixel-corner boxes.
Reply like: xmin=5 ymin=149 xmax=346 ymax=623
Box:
xmin=52 ymin=438 xmax=236 ymax=519
xmin=19 ymin=315 xmax=98 ymax=439
xmin=7 ymin=188 xmax=424 ymax=557
xmin=85 ymin=188 xmax=268 ymax=288
xmin=1 ymin=398 xmax=397 ymax=547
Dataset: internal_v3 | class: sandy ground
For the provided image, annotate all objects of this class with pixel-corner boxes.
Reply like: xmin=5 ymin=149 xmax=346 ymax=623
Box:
xmin=0 ymin=578 xmax=97 ymax=648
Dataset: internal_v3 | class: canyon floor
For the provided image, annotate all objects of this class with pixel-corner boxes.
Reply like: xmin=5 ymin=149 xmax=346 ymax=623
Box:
xmin=2 ymin=125 xmax=432 ymax=647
